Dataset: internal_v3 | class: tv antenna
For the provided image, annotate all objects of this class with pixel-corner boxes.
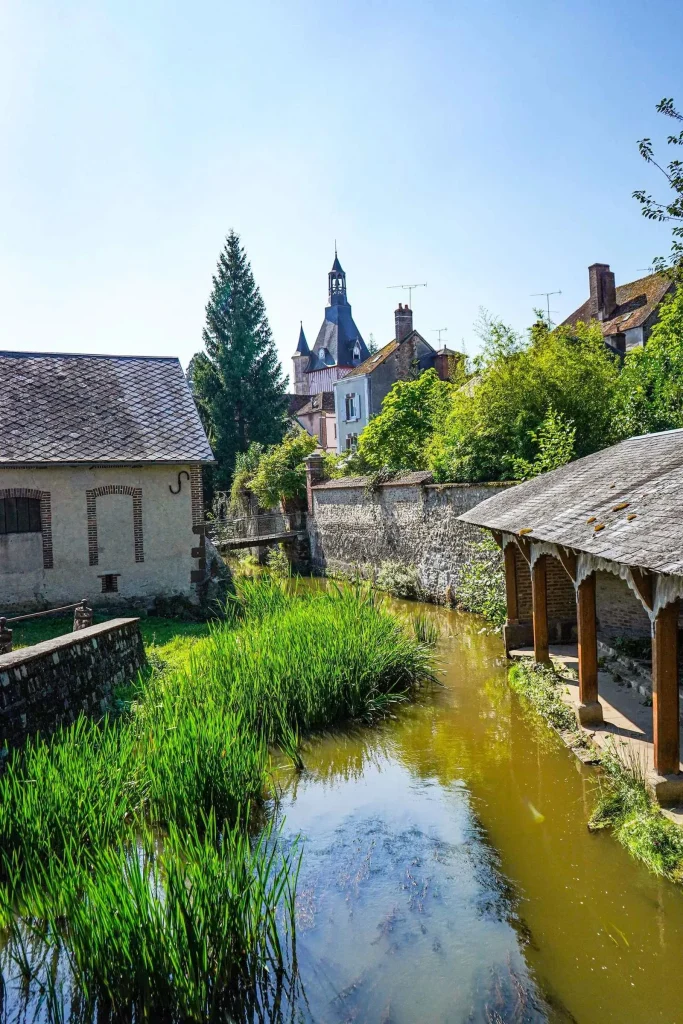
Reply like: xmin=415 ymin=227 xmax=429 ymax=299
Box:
xmin=638 ymin=267 xmax=655 ymax=275
xmin=388 ymin=282 xmax=427 ymax=307
xmin=432 ymin=328 xmax=448 ymax=345
xmin=531 ymin=289 xmax=562 ymax=325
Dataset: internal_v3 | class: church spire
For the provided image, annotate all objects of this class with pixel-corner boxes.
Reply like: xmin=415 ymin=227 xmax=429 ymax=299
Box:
xmin=294 ymin=321 xmax=309 ymax=355
xmin=328 ymin=251 xmax=347 ymax=306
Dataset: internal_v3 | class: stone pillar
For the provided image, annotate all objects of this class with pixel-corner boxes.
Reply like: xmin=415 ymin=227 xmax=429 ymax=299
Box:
xmin=73 ymin=600 xmax=93 ymax=632
xmin=304 ymin=452 xmax=325 ymax=515
xmin=577 ymin=573 xmax=602 ymax=725
xmin=0 ymin=617 xmax=12 ymax=654
xmin=653 ymin=599 xmax=680 ymax=777
xmin=531 ymin=556 xmax=550 ymax=664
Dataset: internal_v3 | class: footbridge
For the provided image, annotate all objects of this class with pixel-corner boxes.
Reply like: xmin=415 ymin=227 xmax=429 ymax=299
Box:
xmin=211 ymin=511 xmax=307 ymax=551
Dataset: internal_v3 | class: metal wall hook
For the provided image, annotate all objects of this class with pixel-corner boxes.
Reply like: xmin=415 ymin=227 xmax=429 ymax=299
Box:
xmin=169 ymin=471 xmax=190 ymax=495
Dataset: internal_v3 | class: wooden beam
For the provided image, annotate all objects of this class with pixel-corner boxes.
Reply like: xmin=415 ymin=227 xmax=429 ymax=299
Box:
xmin=504 ymin=544 xmax=519 ymax=623
xmin=516 ymin=537 xmax=531 ymax=565
xmin=653 ymin=600 xmax=680 ymax=776
xmin=630 ymin=568 xmax=654 ymax=612
xmin=491 ymin=530 xmax=503 ymax=549
xmin=558 ymin=548 xmax=578 ymax=583
xmin=577 ymin=574 xmax=599 ymax=707
xmin=532 ymin=555 xmax=550 ymax=664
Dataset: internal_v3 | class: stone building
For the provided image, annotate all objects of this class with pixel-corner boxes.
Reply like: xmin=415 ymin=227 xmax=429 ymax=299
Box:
xmin=0 ymin=351 xmax=213 ymax=613
xmin=460 ymin=428 xmax=683 ymax=793
xmin=561 ymin=263 xmax=674 ymax=353
xmin=333 ymin=304 xmax=461 ymax=453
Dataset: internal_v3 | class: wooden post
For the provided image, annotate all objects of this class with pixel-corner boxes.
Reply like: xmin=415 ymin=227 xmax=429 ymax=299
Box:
xmin=531 ymin=555 xmax=550 ymax=664
xmin=577 ymin=574 xmax=602 ymax=724
xmin=653 ymin=600 xmax=680 ymax=777
xmin=504 ymin=544 xmax=518 ymax=623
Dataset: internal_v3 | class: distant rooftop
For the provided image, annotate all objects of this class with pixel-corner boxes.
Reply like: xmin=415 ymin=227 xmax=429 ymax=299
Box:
xmin=0 ymin=351 xmax=214 ymax=464
xmin=562 ymin=270 xmax=673 ymax=339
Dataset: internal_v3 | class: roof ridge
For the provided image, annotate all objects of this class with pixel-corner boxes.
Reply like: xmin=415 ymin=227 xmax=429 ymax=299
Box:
xmin=0 ymin=350 xmax=180 ymax=363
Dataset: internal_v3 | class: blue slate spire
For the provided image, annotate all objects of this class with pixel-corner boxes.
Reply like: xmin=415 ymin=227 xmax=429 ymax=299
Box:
xmin=294 ymin=322 xmax=310 ymax=355
xmin=305 ymin=253 xmax=369 ymax=370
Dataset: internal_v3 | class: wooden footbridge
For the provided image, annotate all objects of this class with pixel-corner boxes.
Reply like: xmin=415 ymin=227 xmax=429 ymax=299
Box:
xmin=211 ymin=511 xmax=307 ymax=551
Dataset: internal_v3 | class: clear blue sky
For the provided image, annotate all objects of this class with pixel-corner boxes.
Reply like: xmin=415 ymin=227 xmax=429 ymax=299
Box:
xmin=1 ymin=0 xmax=681 ymax=385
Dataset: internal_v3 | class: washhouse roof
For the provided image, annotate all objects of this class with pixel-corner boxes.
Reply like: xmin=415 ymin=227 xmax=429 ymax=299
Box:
xmin=458 ymin=429 xmax=683 ymax=577
xmin=0 ymin=351 xmax=214 ymax=465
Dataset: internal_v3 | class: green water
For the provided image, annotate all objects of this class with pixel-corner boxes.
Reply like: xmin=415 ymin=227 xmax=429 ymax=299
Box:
xmin=274 ymin=604 xmax=683 ymax=1023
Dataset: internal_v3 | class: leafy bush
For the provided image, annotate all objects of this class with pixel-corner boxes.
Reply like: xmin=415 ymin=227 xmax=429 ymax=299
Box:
xmin=510 ymin=407 xmax=576 ymax=480
xmin=376 ymin=561 xmax=420 ymax=599
xmin=456 ymin=537 xmax=506 ymax=627
xmin=249 ymin=427 xmax=317 ymax=508
xmin=265 ymin=544 xmax=290 ymax=578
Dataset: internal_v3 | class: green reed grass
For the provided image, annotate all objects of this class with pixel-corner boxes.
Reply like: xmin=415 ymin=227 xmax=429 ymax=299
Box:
xmin=0 ymin=578 xmax=433 ymax=1019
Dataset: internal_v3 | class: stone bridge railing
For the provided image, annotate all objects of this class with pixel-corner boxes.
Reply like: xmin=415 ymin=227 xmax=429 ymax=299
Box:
xmin=209 ymin=511 xmax=306 ymax=547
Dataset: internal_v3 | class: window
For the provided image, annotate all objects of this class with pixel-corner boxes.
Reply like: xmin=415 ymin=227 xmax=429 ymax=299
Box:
xmin=99 ymin=573 xmax=120 ymax=593
xmin=0 ymin=497 xmax=41 ymax=535
xmin=345 ymin=433 xmax=358 ymax=452
xmin=352 ymin=341 xmax=361 ymax=362
xmin=345 ymin=393 xmax=359 ymax=421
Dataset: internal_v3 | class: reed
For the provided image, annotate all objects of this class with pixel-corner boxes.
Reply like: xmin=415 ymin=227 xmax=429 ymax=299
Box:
xmin=0 ymin=579 xmax=433 ymax=1017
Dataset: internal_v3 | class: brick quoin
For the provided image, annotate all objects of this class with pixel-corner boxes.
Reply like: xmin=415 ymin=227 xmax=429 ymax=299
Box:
xmin=0 ymin=488 xmax=53 ymax=570
xmin=190 ymin=465 xmax=205 ymax=593
xmin=86 ymin=486 xmax=144 ymax=566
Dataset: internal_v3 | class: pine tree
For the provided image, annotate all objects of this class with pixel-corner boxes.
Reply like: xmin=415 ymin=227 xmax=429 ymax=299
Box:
xmin=190 ymin=231 xmax=287 ymax=495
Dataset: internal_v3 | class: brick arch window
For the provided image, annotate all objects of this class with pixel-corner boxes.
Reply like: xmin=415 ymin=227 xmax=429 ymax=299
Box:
xmin=86 ymin=486 xmax=144 ymax=567
xmin=0 ymin=488 xmax=53 ymax=569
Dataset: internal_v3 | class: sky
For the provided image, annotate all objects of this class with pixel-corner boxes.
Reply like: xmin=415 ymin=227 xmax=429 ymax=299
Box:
xmin=1 ymin=0 xmax=682 ymax=386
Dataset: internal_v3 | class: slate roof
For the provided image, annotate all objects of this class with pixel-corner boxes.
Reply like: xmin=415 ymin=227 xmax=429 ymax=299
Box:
xmin=458 ymin=430 xmax=683 ymax=577
xmin=341 ymin=330 xmax=433 ymax=380
xmin=0 ymin=351 xmax=214 ymax=465
xmin=307 ymin=303 xmax=369 ymax=371
xmin=561 ymin=272 xmax=673 ymax=338
xmin=294 ymin=324 xmax=310 ymax=355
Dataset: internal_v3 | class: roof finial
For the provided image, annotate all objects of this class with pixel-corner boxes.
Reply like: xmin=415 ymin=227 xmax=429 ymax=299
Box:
xmin=334 ymin=238 xmax=337 ymax=257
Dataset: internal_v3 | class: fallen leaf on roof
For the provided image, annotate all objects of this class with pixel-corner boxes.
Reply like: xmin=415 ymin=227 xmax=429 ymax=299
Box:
xmin=612 ymin=502 xmax=629 ymax=512
xmin=594 ymin=524 xmax=606 ymax=532
xmin=518 ymin=527 xmax=533 ymax=536
xmin=627 ymin=513 xmax=637 ymax=521
xmin=586 ymin=516 xmax=596 ymax=524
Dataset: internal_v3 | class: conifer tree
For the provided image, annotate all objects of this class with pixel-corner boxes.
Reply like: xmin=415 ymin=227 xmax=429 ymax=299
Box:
xmin=189 ymin=231 xmax=287 ymax=495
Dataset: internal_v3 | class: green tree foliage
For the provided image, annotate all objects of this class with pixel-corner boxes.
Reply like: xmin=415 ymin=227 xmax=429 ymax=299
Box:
xmin=352 ymin=369 xmax=453 ymax=474
xmin=249 ymin=428 xmax=317 ymax=509
xmin=228 ymin=442 xmax=266 ymax=513
xmin=189 ymin=231 xmax=287 ymax=494
xmin=614 ymin=286 xmax=683 ymax=436
xmin=634 ymin=98 xmax=683 ymax=274
xmin=510 ymin=407 xmax=576 ymax=480
xmin=429 ymin=315 xmax=619 ymax=482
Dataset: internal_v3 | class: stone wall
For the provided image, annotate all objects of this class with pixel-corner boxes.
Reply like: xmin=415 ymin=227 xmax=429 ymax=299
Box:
xmin=0 ymin=618 xmax=145 ymax=750
xmin=308 ymin=475 xmax=514 ymax=602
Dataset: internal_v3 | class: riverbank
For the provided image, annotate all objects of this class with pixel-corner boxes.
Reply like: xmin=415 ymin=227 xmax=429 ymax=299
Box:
xmin=509 ymin=660 xmax=683 ymax=882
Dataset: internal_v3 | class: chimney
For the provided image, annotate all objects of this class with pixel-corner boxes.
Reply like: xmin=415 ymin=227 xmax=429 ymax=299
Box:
xmin=395 ymin=303 xmax=413 ymax=343
xmin=588 ymin=263 xmax=616 ymax=322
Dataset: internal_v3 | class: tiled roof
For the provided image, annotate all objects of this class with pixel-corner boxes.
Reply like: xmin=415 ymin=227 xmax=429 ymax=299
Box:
xmin=459 ymin=429 xmax=683 ymax=577
xmin=342 ymin=339 xmax=399 ymax=379
xmin=0 ymin=351 xmax=214 ymax=465
xmin=287 ymin=393 xmax=310 ymax=416
xmin=561 ymin=272 xmax=673 ymax=338
xmin=296 ymin=391 xmax=335 ymax=415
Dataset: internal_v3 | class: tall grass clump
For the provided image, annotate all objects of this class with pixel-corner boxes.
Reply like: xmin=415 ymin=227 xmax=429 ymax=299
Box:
xmin=589 ymin=745 xmax=683 ymax=881
xmin=0 ymin=578 xmax=433 ymax=1015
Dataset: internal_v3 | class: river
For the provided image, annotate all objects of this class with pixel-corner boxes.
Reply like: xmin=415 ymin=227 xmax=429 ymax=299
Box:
xmin=273 ymin=603 xmax=683 ymax=1024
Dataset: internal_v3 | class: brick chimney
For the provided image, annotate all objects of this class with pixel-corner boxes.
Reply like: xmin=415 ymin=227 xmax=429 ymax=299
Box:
xmin=395 ymin=303 xmax=413 ymax=343
xmin=588 ymin=263 xmax=617 ymax=322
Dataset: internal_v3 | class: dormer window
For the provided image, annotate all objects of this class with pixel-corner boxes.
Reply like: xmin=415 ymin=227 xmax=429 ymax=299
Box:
xmin=352 ymin=341 xmax=361 ymax=363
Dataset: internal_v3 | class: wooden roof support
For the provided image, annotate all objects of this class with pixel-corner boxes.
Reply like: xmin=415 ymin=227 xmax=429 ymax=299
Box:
xmin=653 ymin=600 xmax=680 ymax=776
xmin=557 ymin=548 xmax=578 ymax=583
xmin=576 ymin=573 xmax=602 ymax=724
xmin=504 ymin=544 xmax=519 ymax=623
xmin=630 ymin=567 xmax=654 ymax=613
xmin=532 ymin=555 xmax=550 ymax=664
xmin=516 ymin=536 xmax=532 ymax=565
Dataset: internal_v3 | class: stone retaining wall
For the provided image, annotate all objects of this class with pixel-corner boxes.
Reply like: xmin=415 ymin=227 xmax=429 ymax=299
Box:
xmin=308 ymin=475 xmax=514 ymax=602
xmin=0 ymin=618 xmax=145 ymax=750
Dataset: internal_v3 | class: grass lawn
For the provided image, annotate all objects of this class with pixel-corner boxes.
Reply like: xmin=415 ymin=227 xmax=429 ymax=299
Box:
xmin=10 ymin=613 xmax=212 ymax=675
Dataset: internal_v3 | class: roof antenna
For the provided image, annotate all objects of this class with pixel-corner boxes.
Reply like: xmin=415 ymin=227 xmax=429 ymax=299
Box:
xmin=387 ymin=282 xmax=427 ymax=307
xmin=432 ymin=328 xmax=448 ymax=345
xmin=638 ymin=267 xmax=655 ymax=275
xmin=530 ymin=289 xmax=562 ymax=326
